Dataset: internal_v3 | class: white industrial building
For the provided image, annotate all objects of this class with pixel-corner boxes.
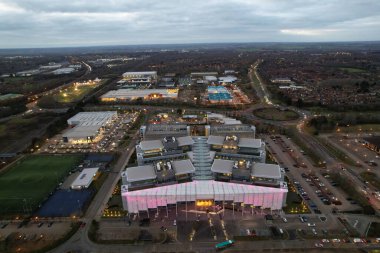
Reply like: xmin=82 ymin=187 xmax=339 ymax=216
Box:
xmin=122 ymin=71 xmax=157 ymax=80
xmin=100 ymin=89 xmax=179 ymax=102
xmin=67 ymin=111 xmax=117 ymax=126
xmin=71 ymin=167 xmax=99 ymax=189
xmin=63 ymin=111 xmax=117 ymax=143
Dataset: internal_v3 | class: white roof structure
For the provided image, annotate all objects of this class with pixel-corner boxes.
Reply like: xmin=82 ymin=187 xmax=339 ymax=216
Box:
xmin=122 ymin=180 xmax=287 ymax=213
xmin=139 ymin=140 xmax=164 ymax=151
xmin=251 ymin=163 xmax=282 ymax=179
xmin=63 ymin=125 xmax=101 ymax=139
xmin=204 ymin=76 xmax=218 ymax=81
xmin=218 ymin=76 xmax=237 ymax=83
xmin=223 ymin=119 xmax=242 ymax=125
xmin=177 ymin=136 xmax=194 ymax=147
xmin=207 ymin=113 xmax=242 ymax=125
xmin=123 ymin=71 xmax=157 ymax=77
xmin=126 ymin=165 xmax=157 ymax=183
xmin=52 ymin=67 xmax=75 ymax=75
xmin=71 ymin=168 xmax=99 ymax=189
xmin=100 ymin=89 xmax=179 ymax=100
xmin=207 ymin=135 xmax=225 ymax=146
xmin=67 ymin=111 xmax=117 ymax=126
xmin=171 ymin=159 xmax=195 ymax=175
xmin=238 ymin=138 xmax=262 ymax=149
xmin=211 ymin=159 xmax=234 ymax=174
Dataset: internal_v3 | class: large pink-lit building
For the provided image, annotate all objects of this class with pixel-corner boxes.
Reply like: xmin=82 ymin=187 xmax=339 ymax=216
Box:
xmin=121 ymin=180 xmax=287 ymax=213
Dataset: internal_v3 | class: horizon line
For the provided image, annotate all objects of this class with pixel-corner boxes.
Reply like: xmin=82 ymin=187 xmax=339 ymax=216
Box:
xmin=1 ymin=40 xmax=380 ymax=51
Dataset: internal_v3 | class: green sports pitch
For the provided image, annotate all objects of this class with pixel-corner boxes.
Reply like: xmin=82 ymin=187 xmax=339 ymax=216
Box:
xmin=0 ymin=154 xmax=83 ymax=215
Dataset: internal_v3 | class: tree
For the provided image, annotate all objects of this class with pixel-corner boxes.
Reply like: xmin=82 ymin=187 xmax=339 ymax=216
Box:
xmin=296 ymin=98 xmax=304 ymax=108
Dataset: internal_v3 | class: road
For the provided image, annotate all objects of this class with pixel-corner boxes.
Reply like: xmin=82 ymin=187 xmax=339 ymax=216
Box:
xmin=50 ymin=130 xmax=140 ymax=253
xmin=25 ymin=61 xmax=93 ymax=113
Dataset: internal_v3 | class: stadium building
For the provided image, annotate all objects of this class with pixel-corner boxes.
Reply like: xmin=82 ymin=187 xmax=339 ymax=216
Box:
xmin=121 ymin=117 xmax=287 ymax=214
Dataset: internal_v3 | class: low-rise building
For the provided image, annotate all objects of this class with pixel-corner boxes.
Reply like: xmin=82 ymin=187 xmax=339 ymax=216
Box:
xmin=363 ymin=136 xmax=380 ymax=154
xmin=251 ymin=163 xmax=284 ymax=187
xmin=71 ymin=167 xmax=99 ymax=189
xmin=100 ymin=89 xmax=178 ymax=102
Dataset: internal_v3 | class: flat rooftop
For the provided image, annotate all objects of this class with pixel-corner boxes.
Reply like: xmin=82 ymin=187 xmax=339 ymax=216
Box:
xmin=139 ymin=140 xmax=164 ymax=151
xmin=71 ymin=167 xmax=99 ymax=188
xmin=126 ymin=165 xmax=157 ymax=182
xmin=123 ymin=71 xmax=157 ymax=76
xmin=251 ymin=163 xmax=282 ymax=179
xmin=67 ymin=111 xmax=117 ymax=126
xmin=238 ymin=138 xmax=262 ymax=149
xmin=211 ymin=159 xmax=234 ymax=174
xmin=100 ymin=89 xmax=178 ymax=99
xmin=63 ymin=125 xmax=101 ymax=138
xmin=177 ymin=136 xmax=194 ymax=147
xmin=207 ymin=135 xmax=225 ymax=146
xmin=171 ymin=159 xmax=196 ymax=176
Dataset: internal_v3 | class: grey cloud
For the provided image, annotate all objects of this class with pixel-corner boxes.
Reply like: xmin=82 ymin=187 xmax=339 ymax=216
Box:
xmin=0 ymin=0 xmax=379 ymax=48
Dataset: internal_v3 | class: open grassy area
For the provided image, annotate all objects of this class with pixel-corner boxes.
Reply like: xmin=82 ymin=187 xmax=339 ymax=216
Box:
xmin=253 ymin=107 xmax=299 ymax=121
xmin=0 ymin=113 xmax=57 ymax=153
xmin=337 ymin=124 xmax=380 ymax=133
xmin=0 ymin=154 xmax=83 ymax=215
xmin=53 ymin=85 xmax=95 ymax=103
xmin=0 ymin=93 xmax=23 ymax=101
xmin=339 ymin=67 xmax=367 ymax=73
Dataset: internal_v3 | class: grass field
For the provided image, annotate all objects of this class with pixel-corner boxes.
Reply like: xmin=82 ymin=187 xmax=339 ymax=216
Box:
xmin=52 ymin=79 xmax=105 ymax=103
xmin=0 ymin=93 xmax=23 ymax=101
xmin=337 ymin=124 xmax=380 ymax=133
xmin=0 ymin=154 xmax=83 ymax=215
xmin=339 ymin=67 xmax=367 ymax=73
xmin=253 ymin=107 xmax=299 ymax=121
xmin=54 ymin=85 xmax=94 ymax=103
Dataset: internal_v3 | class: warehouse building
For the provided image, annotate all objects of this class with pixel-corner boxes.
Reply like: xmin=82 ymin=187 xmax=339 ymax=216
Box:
xmin=122 ymin=71 xmax=157 ymax=80
xmin=63 ymin=111 xmax=117 ymax=143
xmin=100 ymin=88 xmax=179 ymax=102
xmin=121 ymin=71 xmax=157 ymax=86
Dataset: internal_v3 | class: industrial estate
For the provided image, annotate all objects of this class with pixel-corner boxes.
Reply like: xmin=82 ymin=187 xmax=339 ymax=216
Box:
xmin=0 ymin=42 xmax=380 ymax=253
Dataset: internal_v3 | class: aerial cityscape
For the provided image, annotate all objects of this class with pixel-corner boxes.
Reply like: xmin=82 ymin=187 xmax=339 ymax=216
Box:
xmin=0 ymin=1 xmax=380 ymax=253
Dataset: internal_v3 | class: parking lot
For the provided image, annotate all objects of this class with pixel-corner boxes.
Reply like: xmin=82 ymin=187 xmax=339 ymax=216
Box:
xmin=264 ymin=135 xmax=360 ymax=213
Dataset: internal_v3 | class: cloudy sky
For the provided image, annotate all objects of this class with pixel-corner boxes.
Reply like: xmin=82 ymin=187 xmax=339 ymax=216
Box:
xmin=1 ymin=0 xmax=380 ymax=48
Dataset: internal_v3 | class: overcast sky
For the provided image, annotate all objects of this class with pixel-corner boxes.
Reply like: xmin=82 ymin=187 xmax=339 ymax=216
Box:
xmin=1 ymin=0 xmax=380 ymax=48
